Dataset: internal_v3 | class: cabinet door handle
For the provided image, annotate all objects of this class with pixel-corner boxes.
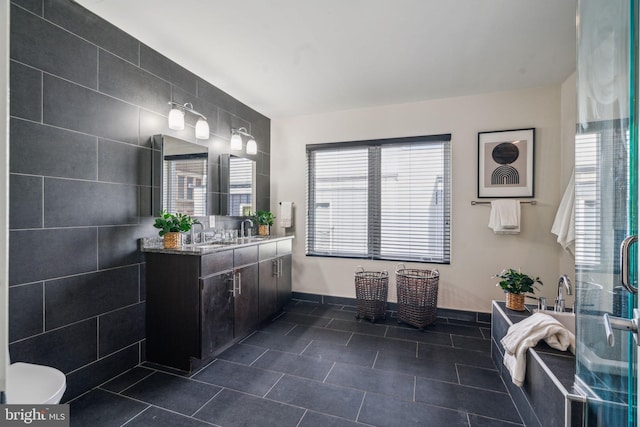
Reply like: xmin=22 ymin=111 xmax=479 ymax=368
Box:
xmin=278 ymin=259 xmax=283 ymax=278
xmin=228 ymin=273 xmax=236 ymax=297
xmin=272 ymin=259 xmax=278 ymax=277
xmin=237 ymin=271 xmax=242 ymax=295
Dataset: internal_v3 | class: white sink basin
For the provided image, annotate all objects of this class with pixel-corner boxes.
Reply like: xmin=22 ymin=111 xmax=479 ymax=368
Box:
xmin=533 ymin=309 xmax=576 ymax=334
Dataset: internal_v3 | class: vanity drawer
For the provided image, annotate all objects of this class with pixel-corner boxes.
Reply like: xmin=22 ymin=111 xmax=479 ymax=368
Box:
xmin=201 ymin=250 xmax=233 ymax=277
xmin=234 ymin=245 xmax=258 ymax=266
xmin=277 ymin=239 xmax=292 ymax=256
xmin=259 ymin=242 xmax=278 ymax=261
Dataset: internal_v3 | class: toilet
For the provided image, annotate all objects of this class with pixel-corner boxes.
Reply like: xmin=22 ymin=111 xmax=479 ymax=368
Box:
xmin=6 ymin=362 xmax=66 ymax=404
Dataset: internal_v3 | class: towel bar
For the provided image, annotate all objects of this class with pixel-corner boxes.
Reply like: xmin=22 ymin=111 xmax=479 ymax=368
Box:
xmin=471 ymin=200 xmax=536 ymax=205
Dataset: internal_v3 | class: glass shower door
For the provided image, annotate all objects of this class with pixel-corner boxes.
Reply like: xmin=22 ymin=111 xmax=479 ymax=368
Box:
xmin=575 ymin=0 xmax=638 ymax=426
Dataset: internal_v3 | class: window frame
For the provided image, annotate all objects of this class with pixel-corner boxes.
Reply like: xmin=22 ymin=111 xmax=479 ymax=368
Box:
xmin=306 ymin=134 xmax=452 ymax=264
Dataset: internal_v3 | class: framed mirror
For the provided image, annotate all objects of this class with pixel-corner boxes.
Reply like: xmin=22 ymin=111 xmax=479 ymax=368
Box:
xmin=219 ymin=154 xmax=255 ymax=216
xmin=152 ymin=134 xmax=209 ymax=216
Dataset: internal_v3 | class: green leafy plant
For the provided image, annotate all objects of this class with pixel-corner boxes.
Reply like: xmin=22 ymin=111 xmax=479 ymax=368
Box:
xmin=153 ymin=210 xmax=198 ymax=236
xmin=495 ymin=268 xmax=543 ymax=295
xmin=252 ymin=210 xmax=275 ymax=226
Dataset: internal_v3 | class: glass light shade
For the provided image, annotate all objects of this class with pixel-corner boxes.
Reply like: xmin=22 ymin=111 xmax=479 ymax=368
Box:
xmin=195 ymin=117 xmax=209 ymax=139
xmin=246 ymin=138 xmax=258 ymax=155
xmin=168 ymin=108 xmax=184 ymax=130
xmin=230 ymin=133 xmax=243 ymax=150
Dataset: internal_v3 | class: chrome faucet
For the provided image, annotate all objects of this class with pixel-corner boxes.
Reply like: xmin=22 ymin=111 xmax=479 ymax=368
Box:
xmin=240 ymin=219 xmax=254 ymax=238
xmin=526 ymin=295 xmax=548 ymax=311
xmin=190 ymin=221 xmax=204 ymax=245
xmin=554 ymin=275 xmax=572 ymax=312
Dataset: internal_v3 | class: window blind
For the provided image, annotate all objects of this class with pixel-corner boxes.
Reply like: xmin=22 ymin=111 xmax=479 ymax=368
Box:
xmin=307 ymin=135 xmax=451 ymax=263
xmin=574 ymin=131 xmax=600 ymax=267
xmin=163 ymin=153 xmax=207 ymax=216
xmin=574 ymin=121 xmax=629 ymax=270
xmin=229 ymin=156 xmax=254 ymax=216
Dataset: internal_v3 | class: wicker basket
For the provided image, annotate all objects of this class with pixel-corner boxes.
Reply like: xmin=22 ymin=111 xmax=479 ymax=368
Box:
xmin=396 ymin=264 xmax=440 ymax=330
xmin=505 ymin=292 xmax=526 ymax=311
xmin=163 ymin=232 xmax=182 ymax=249
xmin=354 ymin=267 xmax=389 ymax=322
xmin=258 ymin=225 xmax=270 ymax=236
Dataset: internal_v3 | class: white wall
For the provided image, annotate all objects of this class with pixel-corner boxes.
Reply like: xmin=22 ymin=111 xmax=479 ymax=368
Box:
xmin=558 ymin=73 xmax=577 ymax=282
xmin=271 ymin=84 xmax=570 ymax=313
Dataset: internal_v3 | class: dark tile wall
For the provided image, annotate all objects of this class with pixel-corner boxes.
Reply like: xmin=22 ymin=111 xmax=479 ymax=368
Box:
xmin=9 ymin=0 xmax=271 ymax=401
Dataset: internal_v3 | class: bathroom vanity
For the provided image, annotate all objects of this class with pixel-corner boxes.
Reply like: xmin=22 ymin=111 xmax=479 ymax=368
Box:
xmin=142 ymin=235 xmax=293 ymax=372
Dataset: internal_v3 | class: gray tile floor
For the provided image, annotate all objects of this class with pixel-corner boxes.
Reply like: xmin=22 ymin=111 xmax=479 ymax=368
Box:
xmin=69 ymin=301 xmax=524 ymax=427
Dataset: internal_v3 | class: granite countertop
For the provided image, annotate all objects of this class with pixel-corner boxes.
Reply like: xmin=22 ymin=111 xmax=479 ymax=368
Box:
xmin=140 ymin=234 xmax=294 ymax=256
xmin=495 ymin=301 xmax=576 ymax=392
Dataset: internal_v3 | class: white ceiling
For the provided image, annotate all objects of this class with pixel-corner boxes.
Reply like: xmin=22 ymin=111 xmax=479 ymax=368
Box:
xmin=75 ymin=0 xmax=577 ymax=118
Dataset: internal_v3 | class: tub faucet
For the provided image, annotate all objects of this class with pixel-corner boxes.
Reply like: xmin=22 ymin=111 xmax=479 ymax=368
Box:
xmin=554 ymin=275 xmax=572 ymax=312
xmin=241 ymin=219 xmax=254 ymax=238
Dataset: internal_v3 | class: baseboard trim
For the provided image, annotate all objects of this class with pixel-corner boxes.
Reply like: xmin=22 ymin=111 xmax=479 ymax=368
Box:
xmin=291 ymin=291 xmax=491 ymax=324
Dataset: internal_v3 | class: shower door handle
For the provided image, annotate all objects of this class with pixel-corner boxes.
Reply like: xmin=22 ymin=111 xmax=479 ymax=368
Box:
xmin=619 ymin=235 xmax=638 ymax=294
xmin=603 ymin=309 xmax=640 ymax=347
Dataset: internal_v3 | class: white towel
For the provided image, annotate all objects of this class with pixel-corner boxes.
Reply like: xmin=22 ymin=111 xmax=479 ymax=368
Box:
xmin=488 ymin=200 xmax=521 ymax=234
xmin=551 ymin=171 xmax=575 ymax=255
xmin=501 ymin=313 xmax=575 ymax=386
xmin=279 ymin=202 xmax=293 ymax=228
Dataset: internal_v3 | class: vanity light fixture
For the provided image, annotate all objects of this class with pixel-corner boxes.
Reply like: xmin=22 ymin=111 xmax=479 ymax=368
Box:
xmin=167 ymin=102 xmax=210 ymax=140
xmin=168 ymin=107 xmax=184 ymax=130
xmin=231 ymin=127 xmax=258 ymax=154
xmin=230 ymin=129 xmax=243 ymax=151
xmin=195 ymin=117 xmax=209 ymax=139
xmin=246 ymin=138 xmax=257 ymax=155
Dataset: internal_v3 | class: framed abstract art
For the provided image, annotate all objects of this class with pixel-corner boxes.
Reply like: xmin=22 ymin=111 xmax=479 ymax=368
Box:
xmin=477 ymin=128 xmax=535 ymax=198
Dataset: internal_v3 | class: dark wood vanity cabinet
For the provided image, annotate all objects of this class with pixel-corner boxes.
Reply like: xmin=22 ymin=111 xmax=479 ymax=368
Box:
xmin=276 ymin=239 xmax=293 ymax=309
xmin=232 ymin=246 xmax=259 ymax=339
xmin=277 ymin=254 xmax=292 ymax=309
xmin=258 ymin=240 xmax=292 ymax=322
xmin=145 ymin=253 xmax=201 ymax=370
xmin=145 ymin=250 xmax=234 ymax=371
xmin=258 ymin=242 xmax=278 ymax=323
xmin=200 ymin=272 xmax=234 ymax=358
xmin=144 ymin=237 xmax=293 ymax=372
xmin=258 ymin=262 xmax=278 ymax=323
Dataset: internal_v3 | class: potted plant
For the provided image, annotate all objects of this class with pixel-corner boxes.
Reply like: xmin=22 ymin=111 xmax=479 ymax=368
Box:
xmin=252 ymin=210 xmax=275 ymax=236
xmin=495 ymin=268 xmax=543 ymax=311
xmin=153 ymin=210 xmax=198 ymax=249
